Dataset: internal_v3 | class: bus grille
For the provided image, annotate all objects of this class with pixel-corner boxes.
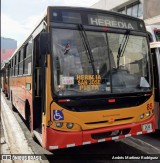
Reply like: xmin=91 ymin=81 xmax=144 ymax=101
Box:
xmin=91 ymin=128 xmax=131 ymax=139
xmin=85 ymin=117 xmax=133 ymax=125
xmin=85 ymin=120 xmax=108 ymax=125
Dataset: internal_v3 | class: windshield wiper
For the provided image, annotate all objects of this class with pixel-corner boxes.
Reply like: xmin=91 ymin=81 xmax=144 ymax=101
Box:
xmin=78 ymin=24 xmax=96 ymax=76
xmin=117 ymin=30 xmax=130 ymax=69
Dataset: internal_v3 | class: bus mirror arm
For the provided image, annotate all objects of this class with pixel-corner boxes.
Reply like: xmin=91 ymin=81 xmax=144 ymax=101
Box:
xmin=39 ymin=32 xmax=51 ymax=56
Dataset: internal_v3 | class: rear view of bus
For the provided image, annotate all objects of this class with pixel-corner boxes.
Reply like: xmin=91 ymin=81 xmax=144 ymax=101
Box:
xmin=147 ymin=25 xmax=160 ymax=130
xmin=38 ymin=7 xmax=155 ymax=150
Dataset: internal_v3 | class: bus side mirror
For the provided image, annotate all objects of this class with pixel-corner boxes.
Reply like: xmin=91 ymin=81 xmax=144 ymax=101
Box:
xmin=147 ymin=31 xmax=153 ymax=42
xmin=39 ymin=32 xmax=50 ymax=55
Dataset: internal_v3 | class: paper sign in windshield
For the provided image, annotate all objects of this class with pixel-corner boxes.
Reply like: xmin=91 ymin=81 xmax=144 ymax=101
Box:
xmin=62 ymin=77 xmax=74 ymax=85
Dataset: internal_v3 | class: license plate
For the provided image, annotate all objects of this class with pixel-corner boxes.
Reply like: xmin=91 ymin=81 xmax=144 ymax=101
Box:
xmin=142 ymin=123 xmax=152 ymax=131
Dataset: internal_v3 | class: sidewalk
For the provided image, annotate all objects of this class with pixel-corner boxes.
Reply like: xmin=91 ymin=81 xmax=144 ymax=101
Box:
xmin=0 ymin=119 xmax=13 ymax=163
xmin=1 ymin=95 xmax=34 ymax=155
xmin=1 ymin=94 xmax=40 ymax=163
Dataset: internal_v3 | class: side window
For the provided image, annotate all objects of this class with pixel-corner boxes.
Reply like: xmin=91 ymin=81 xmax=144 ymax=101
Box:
xmin=13 ymin=56 xmax=16 ymax=76
xmin=10 ymin=59 xmax=13 ymax=76
xmin=34 ymin=36 xmax=40 ymax=66
xmin=12 ymin=58 xmax=14 ymax=76
xmin=18 ymin=49 xmax=24 ymax=75
xmin=24 ymin=38 xmax=33 ymax=75
xmin=17 ymin=53 xmax=19 ymax=64
xmin=15 ymin=53 xmax=18 ymax=76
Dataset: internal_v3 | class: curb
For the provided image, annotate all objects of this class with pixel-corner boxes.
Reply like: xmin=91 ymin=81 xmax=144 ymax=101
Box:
xmin=0 ymin=120 xmax=13 ymax=163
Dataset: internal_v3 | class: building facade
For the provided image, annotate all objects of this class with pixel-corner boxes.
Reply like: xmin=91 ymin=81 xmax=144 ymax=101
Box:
xmin=91 ymin=0 xmax=160 ymax=25
xmin=1 ymin=37 xmax=17 ymax=66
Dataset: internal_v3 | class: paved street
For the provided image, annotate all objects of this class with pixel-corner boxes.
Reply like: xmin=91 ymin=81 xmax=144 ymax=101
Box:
xmin=136 ymin=131 xmax=160 ymax=150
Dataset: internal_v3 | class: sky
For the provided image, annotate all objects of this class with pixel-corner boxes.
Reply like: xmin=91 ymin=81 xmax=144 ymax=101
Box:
xmin=1 ymin=0 xmax=99 ymax=46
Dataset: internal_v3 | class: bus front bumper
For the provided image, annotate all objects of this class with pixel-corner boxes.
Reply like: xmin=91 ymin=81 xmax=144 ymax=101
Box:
xmin=45 ymin=115 xmax=155 ymax=150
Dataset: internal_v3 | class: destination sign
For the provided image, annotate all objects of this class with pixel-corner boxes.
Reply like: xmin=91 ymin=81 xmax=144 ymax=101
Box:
xmin=49 ymin=7 xmax=145 ymax=31
xmin=88 ymin=14 xmax=141 ymax=30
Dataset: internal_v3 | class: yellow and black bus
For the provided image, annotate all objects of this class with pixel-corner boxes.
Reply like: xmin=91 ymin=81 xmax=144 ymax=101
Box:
xmin=8 ymin=6 xmax=155 ymax=150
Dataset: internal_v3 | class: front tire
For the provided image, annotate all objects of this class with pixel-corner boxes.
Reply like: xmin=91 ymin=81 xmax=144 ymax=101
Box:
xmin=11 ymin=93 xmax=16 ymax=111
xmin=26 ymin=102 xmax=32 ymax=132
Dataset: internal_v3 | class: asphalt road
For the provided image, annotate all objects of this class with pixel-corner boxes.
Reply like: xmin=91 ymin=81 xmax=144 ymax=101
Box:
xmin=135 ymin=131 xmax=160 ymax=149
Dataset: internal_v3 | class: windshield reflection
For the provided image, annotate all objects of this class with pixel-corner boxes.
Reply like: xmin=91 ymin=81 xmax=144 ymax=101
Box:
xmin=52 ymin=28 xmax=151 ymax=96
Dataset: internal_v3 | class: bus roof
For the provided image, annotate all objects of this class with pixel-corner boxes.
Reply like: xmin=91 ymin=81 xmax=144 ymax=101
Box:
xmin=48 ymin=6 xmax=144 ymax=21
xmin=48 ymin=6 xmax=145 ymax=30
xmin=8 ymin=6 xmax=146 ymax=62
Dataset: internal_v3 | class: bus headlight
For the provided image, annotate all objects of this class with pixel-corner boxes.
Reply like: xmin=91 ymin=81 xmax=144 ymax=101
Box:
xmin=140 ymin=114 xmax=144 ymax=119
xmin=146 ymin=111 xmax=150 ymax=117
xmin=66 ymin=123 xmax=74 ymax=129
xmin=55 ymin=122 xmax=63 ymax=128
xmin=53 ymin=122 xmax=81 ymax=131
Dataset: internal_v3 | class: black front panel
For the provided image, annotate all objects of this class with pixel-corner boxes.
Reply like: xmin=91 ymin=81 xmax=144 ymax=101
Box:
xmin=57 ymin=95 xmax=151 ymax=112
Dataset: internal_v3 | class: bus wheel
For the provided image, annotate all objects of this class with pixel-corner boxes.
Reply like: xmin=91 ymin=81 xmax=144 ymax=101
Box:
xmin=26 ymin=103 xmax=32 ymax=131
xmin=5 ymin=93 xmax=8 ymax=97
xmin=12 ymin=103 xmax=16 ymax=111
xmin=11 ymin=93 xmax=16 ymax=111
xmin=7 ymin=91 xmax=10 ymax=100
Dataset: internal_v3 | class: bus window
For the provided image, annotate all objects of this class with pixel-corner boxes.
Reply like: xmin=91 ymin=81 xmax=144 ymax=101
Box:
xmin=13 ymin=56 xmax=16 ymax=76
xmin=18 ymin=49 xmax=24 ymax=75
xmin=24 ymin=39 xmax=32 ymax=75
xmin=10 ymin=60 xmax=12 ymax=76
xmin=52 ymin=28 xmax=111 ymax=95
xmin=15 ymin=53 xmax=19 ymax=76
xmin=108 ymin=33 xmax=151 ymax=93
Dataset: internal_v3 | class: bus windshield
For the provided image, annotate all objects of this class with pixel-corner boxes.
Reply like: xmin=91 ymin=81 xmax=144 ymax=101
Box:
xmin=52 ymin=28 xmax=151 ymax=97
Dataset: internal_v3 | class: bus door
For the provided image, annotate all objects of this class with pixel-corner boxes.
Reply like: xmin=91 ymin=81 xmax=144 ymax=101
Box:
xmin=32 ymin=35 xmax=44 ymax=132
